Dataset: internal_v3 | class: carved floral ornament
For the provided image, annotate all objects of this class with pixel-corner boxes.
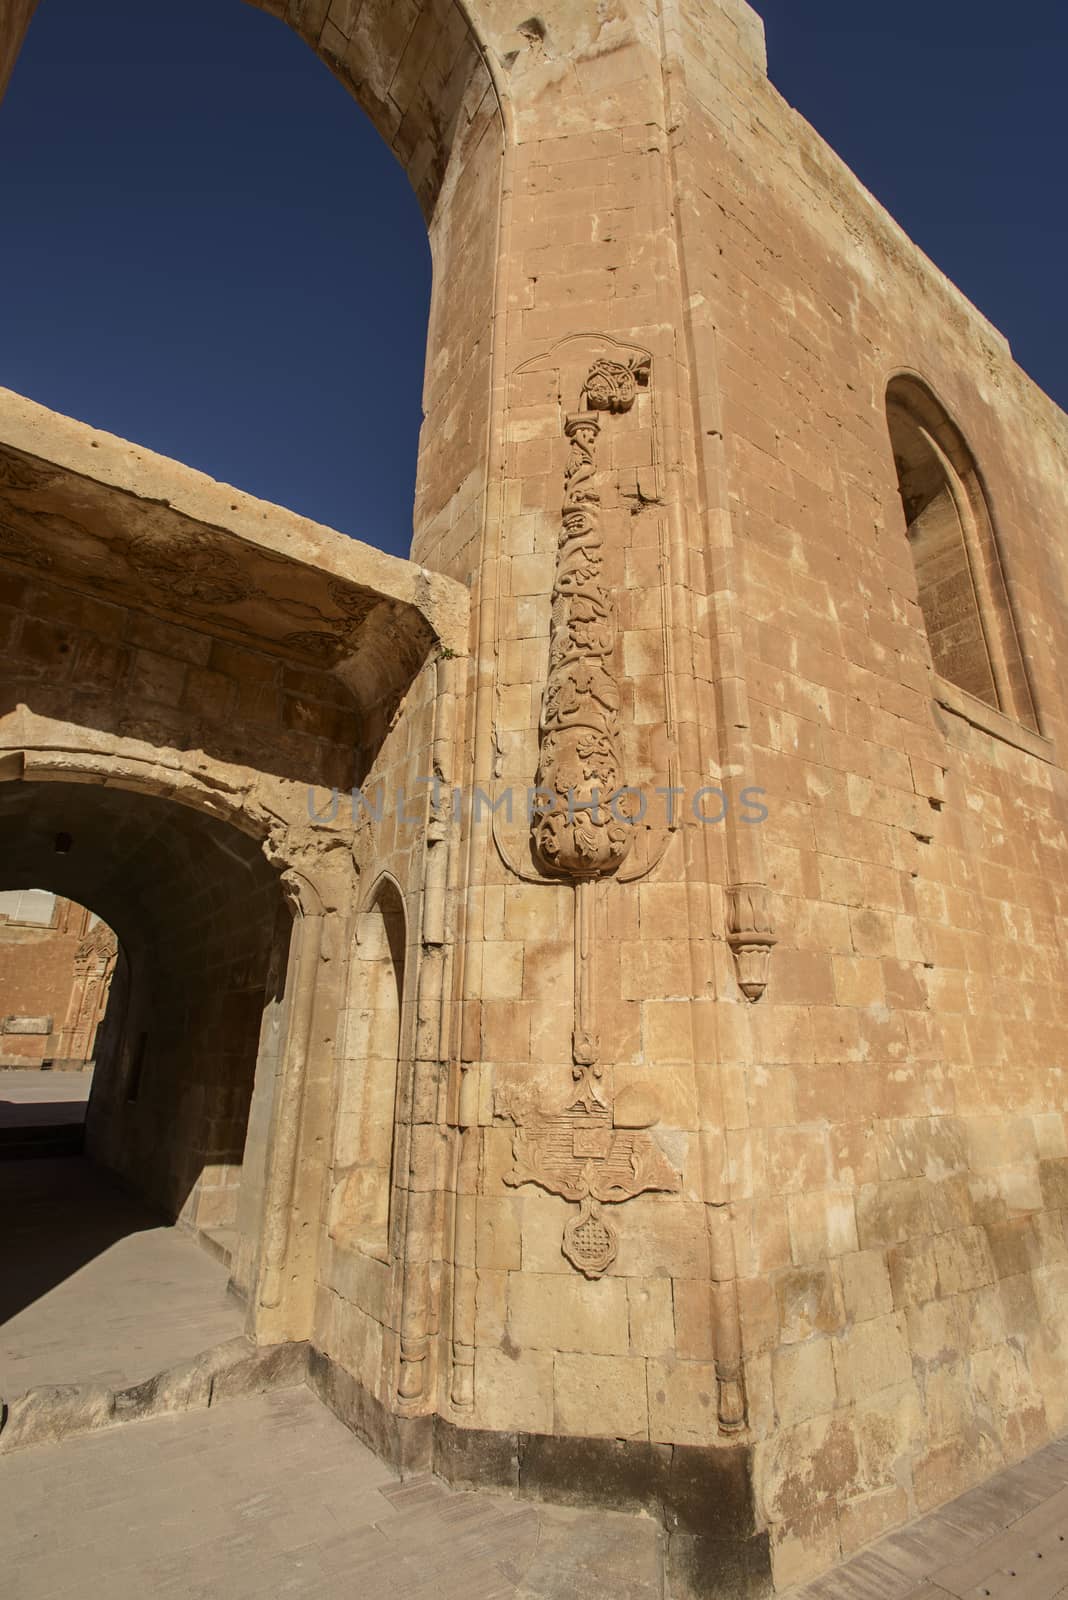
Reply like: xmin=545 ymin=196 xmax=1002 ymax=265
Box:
xmin=531 ymin=356 xmax=649 ymax=880
xmin=128 ymin=532 xmax=254 ymax=607
xmin=502 ymin=346 xmax=682 ymax=1278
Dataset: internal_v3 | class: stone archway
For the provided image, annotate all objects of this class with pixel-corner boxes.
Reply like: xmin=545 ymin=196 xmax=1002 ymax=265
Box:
xmin=0 ymin=0 xmax=508 ymax=585
xmin=0 ymin=775 xmax=293 ymax=1264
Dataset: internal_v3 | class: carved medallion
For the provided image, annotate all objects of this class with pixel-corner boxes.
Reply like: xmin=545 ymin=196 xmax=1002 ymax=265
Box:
xmin=563 ymin=1198 xmax=617 ymax=1278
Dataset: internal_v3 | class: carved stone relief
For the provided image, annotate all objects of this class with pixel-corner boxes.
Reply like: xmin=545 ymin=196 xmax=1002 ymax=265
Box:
xmin=128 ymin=532 xmax=254 ymax=607
xmin=531 ymin=356 xmax=648 ymax=880
xmin=504 ymin=1085 xmax=680 ymax=1278
xmin=500 ymin=342 xmax=682 ymax=1274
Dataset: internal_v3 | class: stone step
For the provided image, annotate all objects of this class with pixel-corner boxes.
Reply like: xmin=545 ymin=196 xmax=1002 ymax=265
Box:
xmin=0 ymin=1332 xmax=310 ymax=1454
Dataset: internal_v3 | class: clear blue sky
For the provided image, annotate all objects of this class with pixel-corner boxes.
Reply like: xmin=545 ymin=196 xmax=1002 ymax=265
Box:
xmin=1 ymin=0 xmax=1064 ymax=562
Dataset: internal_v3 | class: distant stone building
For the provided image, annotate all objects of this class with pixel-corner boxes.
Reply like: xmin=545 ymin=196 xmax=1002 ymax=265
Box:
xmin=0 ymin=891 xmax=117 ymax=1069
xmin=1 ymin=1 xmax=1067 ymax=1595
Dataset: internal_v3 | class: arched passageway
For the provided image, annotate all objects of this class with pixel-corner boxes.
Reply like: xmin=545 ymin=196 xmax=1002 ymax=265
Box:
xmin=0 ymin=779 xmax=291 ymax=1249
xmin=0 ymin=888 xmax=117 ymax=1075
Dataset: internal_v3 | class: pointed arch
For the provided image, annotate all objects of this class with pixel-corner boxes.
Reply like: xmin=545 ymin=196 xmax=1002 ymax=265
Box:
xmin=330 ymin=873 xmax=408 ymax=1260
xmin=886 ymin=374 xmax=1038 ymax=732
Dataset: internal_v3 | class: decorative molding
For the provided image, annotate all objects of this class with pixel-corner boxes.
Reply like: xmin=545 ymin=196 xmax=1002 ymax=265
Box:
xmin=74 ymin=920 xmax=118 ymax=970
xmin=933 ymin=676 xmax=1055 ymax=764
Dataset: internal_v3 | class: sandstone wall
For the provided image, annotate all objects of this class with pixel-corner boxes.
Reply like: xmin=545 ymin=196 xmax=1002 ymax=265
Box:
xmin=2 ymin=0 xmax=1068 ymax=1593
xmin=668 ymin=1 xmax=1068 ymax=1582
xmin=339 ymin=1 xmax=1068 ymax=1589
xmin=0 ymin=894 xmax=112 ymax=1067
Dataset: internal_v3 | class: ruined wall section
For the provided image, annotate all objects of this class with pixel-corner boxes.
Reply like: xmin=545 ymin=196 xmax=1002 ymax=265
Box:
xmin=0 ymin=566 xmax=362 ymax=793
xmin=670 ymin=0 xmax=1068 ymax=1583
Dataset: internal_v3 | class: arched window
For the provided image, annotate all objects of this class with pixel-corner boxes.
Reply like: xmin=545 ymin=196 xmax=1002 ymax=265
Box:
xmin=330 ymin=881 xmax=406 ymax=1261
xmin=886 ymin=376 xmax=1037 ymax=732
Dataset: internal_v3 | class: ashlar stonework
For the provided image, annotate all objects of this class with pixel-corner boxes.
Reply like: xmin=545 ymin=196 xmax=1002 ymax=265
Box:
xmin=0 ymin=892 xmax=117 ymax=1069
xmin=1 ymin=1 xmax=1067 ymax=1596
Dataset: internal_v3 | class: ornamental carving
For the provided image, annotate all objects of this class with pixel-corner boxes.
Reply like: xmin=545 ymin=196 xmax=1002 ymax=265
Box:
xmin=327 ymin=577 xmax=378 ymax=627
xmin=74 ymin=921 xmax=118 ymax=972
xmin=726 ymin=881 xmax=776 ymax=1003
xmin=0 ymin=455 xmax=56 ymax=493
xmin=280 ymin=629 xmax=345 ymax=665
xmin=0 ymin=520 xmax=53 ymax=569
xmin=129 ymin=534 xmax=253 ymax=606
xmin=531 ymin=355 xmax=650 ymax=880
xmin=504 ymin=1087 xmax=680 ymax=1279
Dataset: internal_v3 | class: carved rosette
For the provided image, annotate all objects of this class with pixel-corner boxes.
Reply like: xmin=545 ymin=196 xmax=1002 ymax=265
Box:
xmin=532 ymin=358 xmax=649 ymax=880
xmin=726 ymin=882 xmax=777 ymax=1003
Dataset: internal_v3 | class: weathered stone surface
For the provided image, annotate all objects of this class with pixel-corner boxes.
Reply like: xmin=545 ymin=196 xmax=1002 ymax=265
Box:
xmin=0 ymin=1381 xmax=114 ymax=1451
xmin=0 ymin=1336 xmax=307 ymax=1453
xmin=1 ymin=0 xmax=1067 ymax=1588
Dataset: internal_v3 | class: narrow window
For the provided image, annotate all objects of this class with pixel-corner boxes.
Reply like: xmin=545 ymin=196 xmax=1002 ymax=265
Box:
xmin=886 ymin=377 xmax=1037 ymax=731
xmin=126 ymin=1031 xmax=149 ymax=1103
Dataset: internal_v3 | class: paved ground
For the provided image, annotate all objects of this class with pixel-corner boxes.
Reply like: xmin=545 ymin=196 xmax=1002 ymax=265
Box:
xmin=1 ymin=1385 xmax=662 ymax=1600
xmin=0 ymin=1067 xmax=91 ymax=1127
xmin=794 ymin=1437 xmax=1068 ymax=1600
xmin=6 ymin=1087 xmax=1068 ymax=1600
xmin=0 ymin=1156 xmax=243 ymax=1397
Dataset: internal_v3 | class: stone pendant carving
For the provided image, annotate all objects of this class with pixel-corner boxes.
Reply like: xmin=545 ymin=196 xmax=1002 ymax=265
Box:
xmin=506 ymin=345 xmax=673 ymax=1278
xmin=726 ymin=882 xmax=776 ymax=1003
xmin=531 ymin=356 xmax=650 ymax=880
xmin=504 ymin=1086 xmax=680 ymax=1279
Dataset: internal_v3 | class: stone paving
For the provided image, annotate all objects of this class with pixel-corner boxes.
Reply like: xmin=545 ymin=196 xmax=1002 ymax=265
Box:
xmin=6 ymin=1141 xmax=1068 ymax=1599
xmin=0 ymin=1155 xmax=243 ymax=1396
xmin=0 ymin=1067 xmax=91 ymax=1127
xmin=1 ymin=1385 xmax=662 ymax=1600
xmin=793 ymin=1437 xmax=1068 ymax=1600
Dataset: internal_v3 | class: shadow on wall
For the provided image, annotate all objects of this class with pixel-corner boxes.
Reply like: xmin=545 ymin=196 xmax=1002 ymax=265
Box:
xmin=0 ymin=778 xmax=293 ymax=1286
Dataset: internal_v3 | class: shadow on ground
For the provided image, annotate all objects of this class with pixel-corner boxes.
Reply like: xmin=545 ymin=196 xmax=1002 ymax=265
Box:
xmin=0 ymin=1155 xmax=160 ymax=1325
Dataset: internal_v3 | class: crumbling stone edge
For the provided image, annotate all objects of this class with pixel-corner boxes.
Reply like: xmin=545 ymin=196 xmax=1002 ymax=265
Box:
xmin=0 ymin=1336 xmax=310 ymax=1454
xmin=306 ymin=1347 xmax=774 ymax=1600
